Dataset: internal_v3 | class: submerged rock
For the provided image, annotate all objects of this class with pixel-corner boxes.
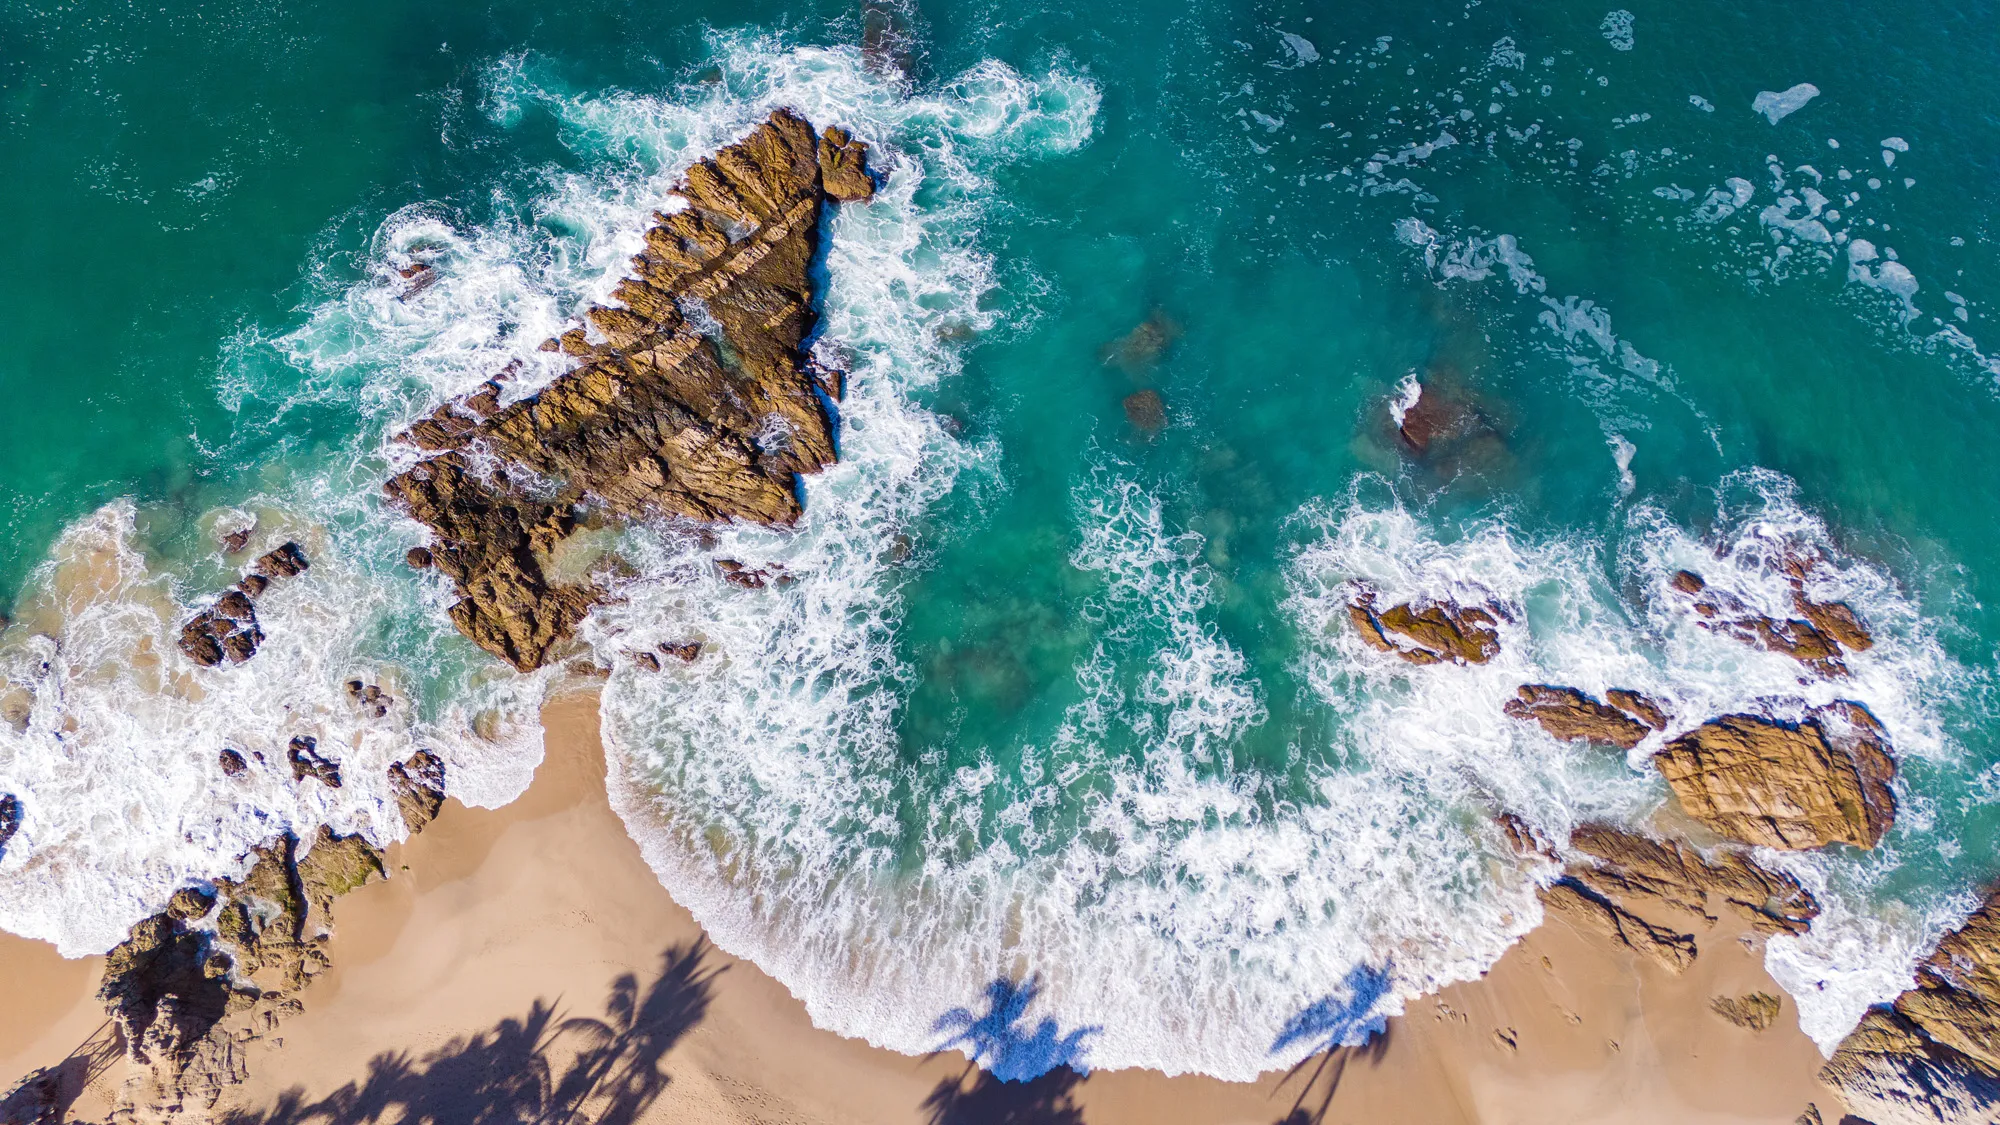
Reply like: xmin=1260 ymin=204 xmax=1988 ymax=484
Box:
xmin=1652 ymin=703 xmax=1897 ymax=850
xmin=1347 ymin=590 xmax=1502 ymax=665
xmin=386 ymin=110 xmax=873 ymax=671
xmin=1101 ymin=308 xmax=1182 ymax=372
xmin=1122 ymin=388 xmax=1167 ymax=434
xmin=1503 ymin=684 xmax=1666 ymax=750
xmin=1825 ymin=891 xmax=2000 ymax=1125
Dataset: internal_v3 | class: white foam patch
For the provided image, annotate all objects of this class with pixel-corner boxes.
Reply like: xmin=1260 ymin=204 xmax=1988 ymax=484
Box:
xmin=1755 ymin=83 xmax=1821 ymax=124
xmin=0 ymin=502 xmax=543 ymax=956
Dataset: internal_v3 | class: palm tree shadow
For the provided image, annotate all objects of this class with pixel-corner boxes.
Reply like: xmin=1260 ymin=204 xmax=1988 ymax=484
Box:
xmin=218 ymin=939 xmax=721 ymax=1125
xmin=919 ymin=976 xmax=1096 ymax=1125
xmin=1268 ymin=963 xmax=1396 ymax=1125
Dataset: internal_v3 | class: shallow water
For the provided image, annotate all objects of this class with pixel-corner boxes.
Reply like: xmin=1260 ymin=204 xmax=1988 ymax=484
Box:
xmin=4 ymin=0 xmax=2000 ymax=1081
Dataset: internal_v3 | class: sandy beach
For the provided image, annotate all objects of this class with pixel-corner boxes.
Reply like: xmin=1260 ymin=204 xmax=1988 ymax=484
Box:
xmin=3 ymin=690 xmax=1846 ymax=1124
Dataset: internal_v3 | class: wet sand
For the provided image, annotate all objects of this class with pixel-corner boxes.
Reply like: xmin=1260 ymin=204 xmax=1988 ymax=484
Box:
xmin=5 ymin=691 xmax=1846 ymax=1124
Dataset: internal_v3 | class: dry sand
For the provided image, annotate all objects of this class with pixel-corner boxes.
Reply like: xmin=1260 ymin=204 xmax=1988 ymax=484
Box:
xmin=4 ymin=691 xmax=1849 ymax=1124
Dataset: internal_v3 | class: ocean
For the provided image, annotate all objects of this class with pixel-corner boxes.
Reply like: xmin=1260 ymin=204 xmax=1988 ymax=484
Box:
xmin=4 ymin=0 xmax=2000 ymax=1082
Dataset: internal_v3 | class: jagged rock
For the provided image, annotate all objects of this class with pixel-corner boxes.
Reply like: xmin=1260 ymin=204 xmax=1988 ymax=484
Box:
xmin=405 ymin=546 xmax=434 ymax=569
xmin=1503 ymin=685 xmax=1658 ymax=750
xmin=388 ymin=750 xmax=447 ymax=832
xmin=253 ymin=542 xmax=309 ymax=579
xmin=659 ymin=640 xmax=702 ymax=663
xmin=629 ymin=650 xmax=663 ymax=672
xmin=1667 ymin=558 xmax=1873 ymax=677
xmin=817 ymin=125 xmax=876 ymax=202
xmin=1123 ymin=389 xmax=1166 ymax=434
xmin=1348 ymin=590 xmax=1501 ymax=665
xmin=1825 ymin=891 xmax=2000 ymax=1124
xmin=0 ymin=792 xmax=18 ymax=852
xmin=1606 ymin=688 xmax=1669 ymax=731
xmin=1711 ymin=991 xmax=1783 ymax=1031
xmin=286 ymin=736 xmax=342 ymax=789
xmin=218 ymin=748 xmax=247 ymax=777
xmin=1538 ymin=878 xmax=1698 ymax=974
xmin=1566 ymin=822 xmax=1819 ymax=936
xmin=1653 ymin=704 xmax=1897 ymax=850
xmin=387 ymin=110 xmax=870 ymax=671
xmin=1828 ymin=1000 xmax=2000 ymax=1125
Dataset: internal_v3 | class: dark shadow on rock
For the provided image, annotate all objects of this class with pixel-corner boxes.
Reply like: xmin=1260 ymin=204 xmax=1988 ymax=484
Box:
xmin=1268 ymin=964 xmax=1396 ymax=1125
xmin=216 ymin=940 xmax=719 ymax=1125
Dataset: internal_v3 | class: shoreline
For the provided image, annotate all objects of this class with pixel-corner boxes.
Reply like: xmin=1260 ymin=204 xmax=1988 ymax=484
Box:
xmin=4 ymin=692 xmax=1844 ymax=1124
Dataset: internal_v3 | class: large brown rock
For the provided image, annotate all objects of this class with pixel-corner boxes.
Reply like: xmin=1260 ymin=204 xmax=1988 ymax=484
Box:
xmin=1652 ymin=704 xmax=1897 ymax=850
xmin=1825 ymin=892 xmax=2000 ymax=1125
xmin=1503 ymin=685 xmax=1663 ymax=750
xmin=1348 ymin=591 xmax=1501 ymax=665
xmin=1566 ymin=822 xmax=1819 ymax=936
xmin=387 ymin=109 xmax=873 ymax=671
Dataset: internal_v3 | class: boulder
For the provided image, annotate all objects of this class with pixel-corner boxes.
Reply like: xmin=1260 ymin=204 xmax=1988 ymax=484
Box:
xmin=0 ymin=792 xmax=18 ymax=852
xmin=1348 ymin=591 xmax=1501 ymax=665
xmin=1711 ymin=992 xmax=1783 ymax=1031
xmin=1538 ymin=878 xmax=1698 ymax=974
xmin=388 ymin=750 xmax=447 ymax=832
xmin=1652 ymin=704 xmax=1896 ymax=850
xmin=1825 ymin=891 xmax=2000 ymax=1125
xmin=1503 ymin=685 xmax=1661 ymax=750
xmin=386 ymin=110 xmax=871 ymax=671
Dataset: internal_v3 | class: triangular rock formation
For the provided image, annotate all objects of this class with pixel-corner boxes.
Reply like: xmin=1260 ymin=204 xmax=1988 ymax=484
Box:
xmin=386 ymin=109 xmax=874 ymax=670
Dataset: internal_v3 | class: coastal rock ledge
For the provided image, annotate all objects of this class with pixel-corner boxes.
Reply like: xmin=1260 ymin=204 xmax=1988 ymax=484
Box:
xmin=387 ymin=109 xmax=874 ymax=671
xmin=1826 ymin=891 xmax=2000 ymax=1125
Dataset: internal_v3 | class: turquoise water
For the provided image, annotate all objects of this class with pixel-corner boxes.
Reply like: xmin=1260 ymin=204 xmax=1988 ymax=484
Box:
xmin=5 ymin=0 xmax=2000 ymax=1080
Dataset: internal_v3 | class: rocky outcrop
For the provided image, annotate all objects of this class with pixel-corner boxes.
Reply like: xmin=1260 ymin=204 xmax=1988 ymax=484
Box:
xmin=0 ymin=792 xmax=18 ymax=853
xmin=1503 ymin=685 xmax=1667 ymax=749
xmin=1564 ymin=822 xmax=1819 ymax=936
xmin=1347 ymin=590 xmax=1502 ymax=665
xmin=1538 ymin=878 xmax=1698 ymax=973
xmin=176 ymin=543 xmax=311 ymax=667
xmin=1711 ymin=992 xmax=1783 ymax=1031
xmin=1667 ymin=559 xmax=1873 ymax=677
xmin=81 ymin=753 xmax=447 ymax=1121
xmin=1652 ymin=703 xmax=1897 ymax=850
xmin=1501 ymin=817 xmax=1819 ymax=976
xmin=387 ymin=109 xmax=874 ymax=671
xmin=1825 ymin=891 xmax=2000 ymax=1125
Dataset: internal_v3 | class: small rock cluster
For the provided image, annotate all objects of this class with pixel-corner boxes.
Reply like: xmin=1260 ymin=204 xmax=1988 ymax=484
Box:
xmin=1668 ymin=559 xmax=1873 ymax=677
xmin=176 ymin=543 xmax=310 ymax=667
xmin=1503 ymin=685 xmax=1667 ymax=751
